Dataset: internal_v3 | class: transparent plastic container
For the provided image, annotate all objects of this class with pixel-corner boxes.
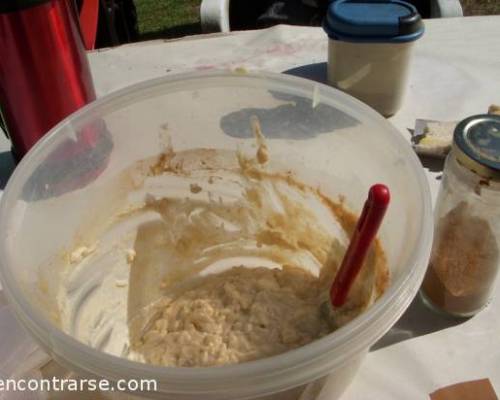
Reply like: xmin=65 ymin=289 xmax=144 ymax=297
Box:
xmin=0 ymin=71 xmax=433 ymax=400
xmin=327 ymin=40 xmax=416 ymax=117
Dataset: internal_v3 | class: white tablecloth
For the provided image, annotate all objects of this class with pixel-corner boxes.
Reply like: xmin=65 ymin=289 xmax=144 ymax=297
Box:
xmin=1 ymin=15 xmax=500 ymax=399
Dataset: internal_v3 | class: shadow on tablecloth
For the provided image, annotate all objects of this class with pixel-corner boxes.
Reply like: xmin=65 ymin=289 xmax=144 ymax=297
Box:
xmin=372 ymin=292 xmax=470 ymax=351
xmin=220 ymin=73 xmax=359 ymax=140
xmin=0 ymin=151 xmax=15 ymax=190
xmin=419 ymin=154 xmax=445 ymax=176
xmin=282 ymin=62 xmax=328 ymax=84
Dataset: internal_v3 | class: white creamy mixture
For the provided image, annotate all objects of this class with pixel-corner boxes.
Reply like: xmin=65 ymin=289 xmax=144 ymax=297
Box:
xmin=56 ymin=136 xmax=388 ymax=367
xmin=136 ymin=266 xmax=330 ymax=367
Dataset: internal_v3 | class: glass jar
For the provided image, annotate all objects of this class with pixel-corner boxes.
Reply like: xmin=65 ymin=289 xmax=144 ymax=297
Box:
xmin=421 ymin=114 xmax=500 ymax=317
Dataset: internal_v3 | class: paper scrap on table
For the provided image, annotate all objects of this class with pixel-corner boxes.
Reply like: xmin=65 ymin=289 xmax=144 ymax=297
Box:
xmin=412 ymin=104 xmax=500 ymax=158
xmin=412 ymin=119 xmax=456 ymax=158
xmin=430 ymin=378 xmax=498 ymax=400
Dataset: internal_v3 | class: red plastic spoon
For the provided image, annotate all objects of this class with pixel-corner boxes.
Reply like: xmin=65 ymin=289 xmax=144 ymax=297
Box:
xmin=329 ymin=184 xmax=390 ymax=308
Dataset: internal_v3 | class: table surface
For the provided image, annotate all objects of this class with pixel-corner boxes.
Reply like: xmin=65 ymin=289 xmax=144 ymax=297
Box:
xmin=1 ymin=15 xmax=500 ymax=399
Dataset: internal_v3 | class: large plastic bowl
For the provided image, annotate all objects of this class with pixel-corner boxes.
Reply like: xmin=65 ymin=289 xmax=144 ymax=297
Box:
xmin=0 ymin=71 xmax=433 ymax=399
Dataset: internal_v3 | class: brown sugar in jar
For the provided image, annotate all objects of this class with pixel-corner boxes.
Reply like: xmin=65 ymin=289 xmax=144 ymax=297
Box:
xmin=422 ymin=202 xmax=499 ymax=316
xmin=421 ymin=115 xmax=500 ymax=317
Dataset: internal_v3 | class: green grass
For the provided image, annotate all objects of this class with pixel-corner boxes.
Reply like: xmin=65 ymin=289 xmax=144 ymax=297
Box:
xmin=460 ymin=0 xmax=500 ymax=15
xmin=134 ymin=0 xmax=201 ymax=40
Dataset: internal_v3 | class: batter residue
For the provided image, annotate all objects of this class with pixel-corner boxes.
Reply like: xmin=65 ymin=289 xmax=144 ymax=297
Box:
xmin=56 ymin=130 xmax=388 ymax=367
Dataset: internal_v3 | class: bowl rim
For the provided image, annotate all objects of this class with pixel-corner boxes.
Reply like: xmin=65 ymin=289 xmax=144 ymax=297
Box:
xmin=0 ymin=70 xmax=433 ymax=396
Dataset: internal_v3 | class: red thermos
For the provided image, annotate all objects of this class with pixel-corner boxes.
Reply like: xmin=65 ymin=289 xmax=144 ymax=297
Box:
xmin=0 ymin=0 xmax=96 ymax=159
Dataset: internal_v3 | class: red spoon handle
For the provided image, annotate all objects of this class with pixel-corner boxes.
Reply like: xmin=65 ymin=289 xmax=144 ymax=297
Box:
xmin=330 ymin=184 xmax=390 ymax=308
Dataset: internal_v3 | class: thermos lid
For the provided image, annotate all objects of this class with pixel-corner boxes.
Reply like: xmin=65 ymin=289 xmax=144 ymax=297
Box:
xmin=0 ymin=0 xmax=51 ymax=13
xmin=453 ymin=114 xmax=500 ymax=181
xmin=324 ymin=0 xmax=424 ymax=43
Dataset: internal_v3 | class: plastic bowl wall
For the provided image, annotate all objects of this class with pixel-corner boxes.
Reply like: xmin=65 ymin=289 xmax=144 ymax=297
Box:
xmin=0 ymin=71 xmax=433 ymax=400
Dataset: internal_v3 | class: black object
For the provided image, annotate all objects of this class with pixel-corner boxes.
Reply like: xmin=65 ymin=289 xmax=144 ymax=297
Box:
xmin=230 ymin=0 xmax=430 ymax=30
xmin=0 ymin=0 xmax=51 ymax=13
xmin=230 ymin=0 xmax=329 ymax=29
xmin=75 ymin=0 xmax=138 ymax=48
xmin=256 ymin=0 xmax=329 ymax=28
xmin=405 ymin=0 xmax=430 ymax=18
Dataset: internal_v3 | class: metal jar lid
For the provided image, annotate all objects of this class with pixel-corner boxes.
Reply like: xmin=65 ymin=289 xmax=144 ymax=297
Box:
xmin=453 ymin=114 xmax=500 ymax=180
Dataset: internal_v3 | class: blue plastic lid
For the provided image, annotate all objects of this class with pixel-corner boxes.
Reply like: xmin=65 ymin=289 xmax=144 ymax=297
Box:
xmin=324 ymin=0 xmax=424 ymax=43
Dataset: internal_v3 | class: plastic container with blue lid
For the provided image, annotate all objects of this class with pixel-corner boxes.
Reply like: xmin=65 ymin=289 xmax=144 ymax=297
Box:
xmin=323 ymin=0 xmax=425 ymax=116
